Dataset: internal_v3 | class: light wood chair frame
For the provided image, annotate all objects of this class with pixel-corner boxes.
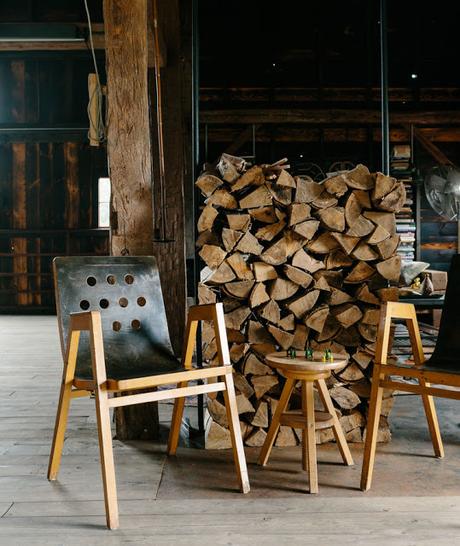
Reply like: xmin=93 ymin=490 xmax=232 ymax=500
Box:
xmin=47 ymin=302 xmax=249 ymax=529
xmin=361 ymin=301 xmax=447 ymax=491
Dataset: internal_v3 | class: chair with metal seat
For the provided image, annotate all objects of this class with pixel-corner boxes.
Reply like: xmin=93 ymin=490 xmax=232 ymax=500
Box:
xmin=360 ymin=254 xmax=460 ymax=491
xmin=48 ymin=256 xmax=249 ymax=529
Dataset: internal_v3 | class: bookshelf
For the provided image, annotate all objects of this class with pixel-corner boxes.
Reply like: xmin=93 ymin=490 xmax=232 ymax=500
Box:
xmin=390 ymin=144 xmax=419 ymax=263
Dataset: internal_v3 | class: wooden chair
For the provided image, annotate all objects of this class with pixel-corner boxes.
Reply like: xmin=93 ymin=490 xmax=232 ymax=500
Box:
xmin=48 ymin=256 xmax=249 ymax=529
xmin=360 ymin=256 xmax=460 ymax=491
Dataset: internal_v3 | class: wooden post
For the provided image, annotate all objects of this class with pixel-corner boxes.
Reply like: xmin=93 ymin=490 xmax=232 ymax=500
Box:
xmin=104 ymin=0 xmax=158 ymax=440
xmin=103 ymin=0 xmax=154 ymax=257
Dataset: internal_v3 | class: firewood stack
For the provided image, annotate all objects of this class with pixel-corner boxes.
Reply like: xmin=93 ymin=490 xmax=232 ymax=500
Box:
xmin=196 ymin=154 xmax=404 ymax=449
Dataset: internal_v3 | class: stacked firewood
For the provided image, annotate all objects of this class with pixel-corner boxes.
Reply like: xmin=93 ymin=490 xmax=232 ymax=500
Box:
xmin=196 ymin=154 xmax=403 ymax=449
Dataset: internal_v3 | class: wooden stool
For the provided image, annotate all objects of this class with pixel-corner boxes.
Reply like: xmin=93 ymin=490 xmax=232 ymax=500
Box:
xmin=258 ymin=352 xmax=354 ymax=493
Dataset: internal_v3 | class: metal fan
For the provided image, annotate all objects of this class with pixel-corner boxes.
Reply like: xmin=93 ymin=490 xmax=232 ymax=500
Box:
xmin=425 ymin=165 xmax=460 ymax=251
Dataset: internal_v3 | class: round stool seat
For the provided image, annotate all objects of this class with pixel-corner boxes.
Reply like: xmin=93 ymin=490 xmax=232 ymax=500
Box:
xmin=265 ymin=352 xmax=348 ymax=374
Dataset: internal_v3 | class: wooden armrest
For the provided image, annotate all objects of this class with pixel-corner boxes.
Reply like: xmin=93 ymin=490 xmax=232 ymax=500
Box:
xmin=382 ymin=301 xmax=417 ymax=321
xmin=69 ymin=311 xmax=101 ymax=331
xmin=187 ymin=303 xmax=221 ymax=322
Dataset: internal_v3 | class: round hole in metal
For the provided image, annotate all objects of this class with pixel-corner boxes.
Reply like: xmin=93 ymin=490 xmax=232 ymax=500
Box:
xmin=137 ymin=296 xmax=146 ymax=307
xmin=131 ymin=319 xmax=141 ymax=330
xmin=119 ymin=297 xmax=129 ymax=308
xmin=86 ymin=276 xmax=97 ymax=286
xmin=100 ymin=298 xmax=110 ymax=309
xmin=107 ymin=274 xmax=116 ymax=285
xmin=80 ymin=300 xmax=90 ymax=310
xmin=112 ymin=321 xmax=121 ymax=332
xmin=125 ymin=274 xmax=134 ymax=285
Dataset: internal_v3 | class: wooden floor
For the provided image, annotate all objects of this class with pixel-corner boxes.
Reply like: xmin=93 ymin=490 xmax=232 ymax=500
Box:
xmin=2 ymin=316 xmax=460 ymax=545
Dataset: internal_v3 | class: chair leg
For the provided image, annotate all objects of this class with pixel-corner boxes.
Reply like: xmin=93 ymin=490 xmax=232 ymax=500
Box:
xmin=303 ymin=381 xmax=318 ymax=494
xmin=419 ymin=378 xmax=444 ymax=458
xmin=258 ymin=377 xmax=295 ymax=466
xmin=222 ymin=371 xmax=250 ymax=494
xmin=47 ymin=381 xmax=73 ymax=480
xmin=94 ymin=388 xmax=119 ymax=530
xmin=316 ymin=379 xmax=354 ymax=466
xmin=167 ymin=382 xmax=187 ymax=456
xmin=360 ymin=364 xmax=384 ymax=491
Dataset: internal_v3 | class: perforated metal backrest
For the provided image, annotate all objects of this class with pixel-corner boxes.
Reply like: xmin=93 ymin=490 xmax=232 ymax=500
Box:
xmin=428 ymin=254 xmax=460 ymax=369
xmin=54 ymin=256 xmax=179 ymax=380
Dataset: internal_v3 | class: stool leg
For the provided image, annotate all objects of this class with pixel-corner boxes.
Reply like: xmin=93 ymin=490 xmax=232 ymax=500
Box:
xmin=316 ymin=379 xmax=354 ymax=466
xmin=302 ymin=381 xmax=318 ymax=494
xmin=258 ymin=377 xmax=295 ymax=466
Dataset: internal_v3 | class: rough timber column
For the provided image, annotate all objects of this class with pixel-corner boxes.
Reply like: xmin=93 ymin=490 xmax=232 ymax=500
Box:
xmin=104 ymin=0 xmax=154 ymax=256
xmin=104 ymin=0 xmax=158 ymax=440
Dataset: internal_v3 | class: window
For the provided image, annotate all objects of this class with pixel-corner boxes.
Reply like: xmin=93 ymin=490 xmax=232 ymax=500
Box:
xmin=98 ymin=177 xmax=111 ymax=228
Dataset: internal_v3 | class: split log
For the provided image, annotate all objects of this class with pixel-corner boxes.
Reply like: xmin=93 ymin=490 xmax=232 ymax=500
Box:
xmin=292 ymin=248 xmax=324 ymax=273
xmin=229 ymin=342 xmax=249 ymax=363
xmin=311 ymin=191 xmax=338 ymax=209
xmin=206 ymin=261 xmax=236 ymax=284
xmin=225 ymin=306 xmax=251 ymax=330
xmin=247 ymin=320 xmax=273 ymax=343
xmin=197 ymin=205 xmax=218 ymax=232
xmin=352 ymin=349 xmax=373 ymax=369
xmin=344 ymin=193 xmax=361 ymax=227
xmin=234 ymin=372 xmax=254 ymax=398
xmin=358 ymin=322 xmax=377 ymax=342
xmin=224 ymin=280 xmax=255 ymax=299
xmin=269 ymin=278 xmax=299 ymax=300
xmin=245 ymin=428 xmax=268 ymax=446
xmin=231 ymin=165 xmax=264 ymax=192
xmin=244 ymin=353 xmax=274 ymax=375
xmin=236 ymin=393 xmax=256 ymax=414
xmin=227 ymin=213 xmax=251 ymax=231
xmin=316 ymin=317 xmax=340 ymax=341
xmin=372 ymin=172 xmax=396 ymax=200
xmin=249 ymin=206 xmax=278 ymax=223
xmin=375 ymin=235 xmax=400 ymax=260
xmin=287 ymin=290 xmax=320 ymax=319
xmin=267 ymin=183 xmax=292 ymax=205
xmin=251 ymin=342 xmax=277 ymax=357
xmin=275 ymin=426 xmax=298 ymax=446
xmin=377 ymin=287 xmax=399 ymax=302
xmin=221 ymin=228 xmax=243 ymax=252
xmin=307 ymin=233 xmax=340 ymax=254
xmin=292 ymin=323 xmax=309 ymax=350
xmin=326 ymin=249 xmax=353 ymax=269
xmin=332 ymin=232 xmax=360 ymax=254
xmin=276 ymin=169 xmax=296 ymax=188
xmin=363 ymin=211 xmax=396 ymax=235
xmin=206 ymin=421 xmax=231 ymax=449
xmin=345 ymin=164 xmax=374 ymax=190
xmin=338 ymin=362 xmax=365 ymax=382
xmin=376 ymin=255 xmax=401 ymax=282
xmin=207 ymin=189 xmax=237 ymax=209
xmin=314 ymin=275 xmax=331 ymax=292
xmin=217 ymin=153 xmax=244 ymax=183
xmin=317 ymin=206 xmax=345 ymax=232
xmin=355 ymin=284 xmax=380 ymax=305
xmin=346 ymin=215 xmax=375 ymax=237
xmin=329 ymin=287 xmax=353 ymax=306
xmin=354 ymin=189 xmax=372 ymax=209
xmin=362 ymin=308 xmax=380 ymax=325
xmin=377 ymin=183 xmax=406 ymax=213
xmin=249 ymin=282 xmax=270 ymax=308
xmin=268 ymin=325 xmax=294 ymax=350
xmin=207 ymin=398 xmax=228 ymax=427
xmin=278 ymin=313 xmax=295 ymax=331
xmin=199 ymin=244 xmax=227 ymax=269
xmin=345 ymin=261 xmax=375 ymax=283
xmin=367 ymin=224 xmax=390 ymax=245
xmin=239 ymin=185 xmax=272 ymax=209
xmin=251 ymin=401 xmax=269 ymax=427
xmin=294 ymin=176 xmax=322 ymax=202
xmin=333 ymin=304 xmax=363 ymax=329
xmin=196 ymin=173 xmax=223 ymax=196
xmin=293 ymin=219 xmax=320 ymax=240
xmin=283 ymin=264 xmax=313 ymax=288
xmin=198 ymin=283 xmax=217 ymax=304
xmin=255 ymin=220 xmax=286 ymax=241
xmin=335 ymin=326 xmax=361 ymax=347
xmin=329 ymin=386 xmax=361 ymax=409
xmin=196 ymin=229 xmax=219 ymax=248
xmin=226 ymin=252 xmax=254 ymax=280
xmin=289 ymin=203 xmax=311 ymax=226
xmin=315 ymin=270 xmax=343 ymax=288
xmin=252 ymin=375 xmax=279 ymax=399
xmin=260 ymin=299 xmax=281 ymax=324
xmin=253 ymin=262 xmax=278 ymax=281
xmin=305 ymin=305 xmax=329 ymax=332
xmin=324 ymin=174 xmax=348 ymax=197
xmin=352 ymin=242 xmax=379 ymax=261
xmin=260 ymin=238 xmax=287 ymax=266
xmin=227 ymin=329 xmax=246 ymax=343
xmin=235 ymin=231 xmax=264 ymax=255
